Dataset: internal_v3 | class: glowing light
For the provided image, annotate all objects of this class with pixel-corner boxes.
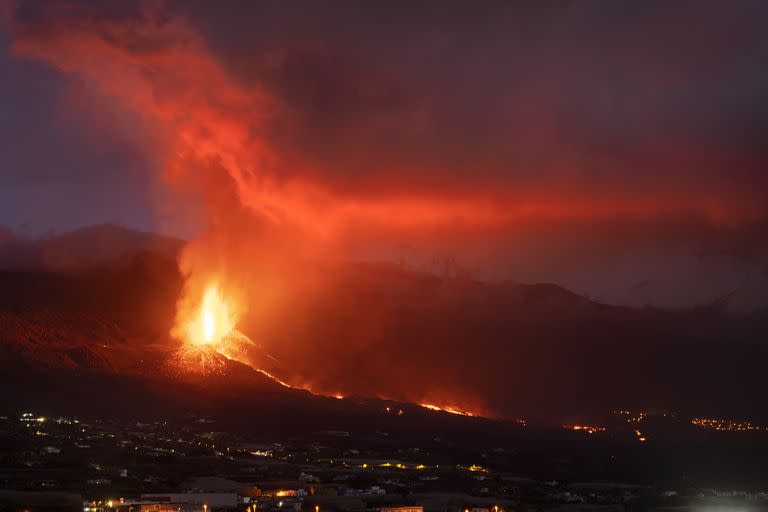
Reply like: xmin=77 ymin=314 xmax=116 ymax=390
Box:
xmin=181 ymin=283 xmax=237 ymax=347
xmin=203 ymin=308 xmax=215 ymax=343
xmin=564 ymin=424 xmax=606 ymax=435
xmin=419 ymin=403 xmax=476 ymax=417
xmin=256 ymin=369 xmax=293 ymax=389
xmin=462 ymin=464 xmax=489 ymax=473
xmin=613 ymin=409 xmax=648 ymax=424
xmin=691 ymin=417 xmax=764 ymax=432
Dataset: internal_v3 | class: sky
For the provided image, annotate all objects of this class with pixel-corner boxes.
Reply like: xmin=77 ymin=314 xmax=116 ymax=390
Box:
xmin=1 ymin=1 xmax=768 ymax=307
xmin=0 ymin=28 xmax=151 ymax=235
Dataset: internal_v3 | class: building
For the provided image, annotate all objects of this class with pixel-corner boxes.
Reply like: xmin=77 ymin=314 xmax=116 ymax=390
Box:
xmin=114 ymin=501 xmax=179 ymax=512
xmin=141 ymin=493 xmax=238 ymax=509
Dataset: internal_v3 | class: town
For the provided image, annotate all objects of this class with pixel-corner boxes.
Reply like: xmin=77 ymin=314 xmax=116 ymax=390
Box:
xmin=2 ymin=411 xmax=768 ymax=512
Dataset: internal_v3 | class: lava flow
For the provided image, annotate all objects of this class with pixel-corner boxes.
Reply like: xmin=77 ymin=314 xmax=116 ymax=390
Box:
xmin=419 ymin=403 xmax=476 ymax=417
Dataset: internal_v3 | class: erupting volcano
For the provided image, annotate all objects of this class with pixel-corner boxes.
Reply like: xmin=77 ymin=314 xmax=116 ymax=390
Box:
xmin=170 ymin=281 xmax=353 ymax=403
xmin=169 ymin=280 xmax=482 ymax=417
xmin=171 ymin=282 xmax=265 ymax=376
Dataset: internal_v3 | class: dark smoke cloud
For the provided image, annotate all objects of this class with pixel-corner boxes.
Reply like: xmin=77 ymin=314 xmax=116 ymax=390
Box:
xmin=4 ymin=0 xmax=768 ymax=309
xmin=178 ymin=1 xmax=768 ymax=202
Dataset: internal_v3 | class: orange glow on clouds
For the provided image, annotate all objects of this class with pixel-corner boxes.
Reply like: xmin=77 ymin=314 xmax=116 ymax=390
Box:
xmin=9 ymin=5 xmax=760 ymax=240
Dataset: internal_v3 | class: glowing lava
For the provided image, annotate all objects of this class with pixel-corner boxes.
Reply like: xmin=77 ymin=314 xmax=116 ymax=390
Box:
xmin=198 ymin=283 xmax=235 ymax=345
xmin=173 ymin=285 xmax=483 ymax=417
xmin=255 ymin=368 xmax=293 ymax=389
xmin=173 ymin=283 xmax=349 ymax=400
xmin=419 ymin=403 xmax=476 ymax=417
xmin=203 ymin=308 xmax=215 ymax=343
xmin=187 ymin=284 xmax=236 ymax=347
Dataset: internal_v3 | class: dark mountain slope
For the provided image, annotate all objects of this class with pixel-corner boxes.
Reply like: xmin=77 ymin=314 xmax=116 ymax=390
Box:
xmin=0 ymin=225 xmax=766 ymax=426
xmin=0 ymin=224 xmax=182 ymax=270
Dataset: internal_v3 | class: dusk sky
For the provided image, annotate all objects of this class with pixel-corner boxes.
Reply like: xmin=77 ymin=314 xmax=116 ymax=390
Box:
xmin=2 ymin=1 xmax=768 ymax=306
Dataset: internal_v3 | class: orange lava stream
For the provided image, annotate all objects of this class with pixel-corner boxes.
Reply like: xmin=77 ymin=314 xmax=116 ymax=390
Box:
xmin=254 ymin=368 xmax=295 ymax=390
xmin=419 ymin=403 xmax=476 ymax=417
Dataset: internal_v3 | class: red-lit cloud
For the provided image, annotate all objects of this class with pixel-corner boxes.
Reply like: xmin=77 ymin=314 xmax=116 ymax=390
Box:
xmin=8 ymin=1 xmax=767 ymax=235
xmin=6 ymin=1 xmax=768 ymax=417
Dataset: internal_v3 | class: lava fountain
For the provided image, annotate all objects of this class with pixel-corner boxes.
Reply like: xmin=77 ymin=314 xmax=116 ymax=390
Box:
xmin=169 ymin=281 xmax=255 ymax=376
xmin=183 ymin=283 xmax=237 ymax=348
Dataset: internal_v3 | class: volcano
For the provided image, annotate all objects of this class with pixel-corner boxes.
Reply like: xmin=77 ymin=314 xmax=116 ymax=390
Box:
xmin=0 ymin=225 xmax=767 ymax=429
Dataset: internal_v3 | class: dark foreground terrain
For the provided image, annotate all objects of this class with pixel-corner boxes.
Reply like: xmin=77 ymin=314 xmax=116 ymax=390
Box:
xmin=2 ymin=408 xmax=768 ymax=512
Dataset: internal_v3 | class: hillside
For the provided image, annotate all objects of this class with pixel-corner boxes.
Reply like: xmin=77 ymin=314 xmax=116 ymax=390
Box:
xmin=0 ymin=224 xmax=182 ymax=270
xmin=0 ymin=226 xmax=766 ymax=426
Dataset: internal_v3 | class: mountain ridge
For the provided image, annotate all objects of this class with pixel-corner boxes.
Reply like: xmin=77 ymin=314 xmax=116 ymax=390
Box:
xmin=0 ymin=225 xmax=766 ymax=424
